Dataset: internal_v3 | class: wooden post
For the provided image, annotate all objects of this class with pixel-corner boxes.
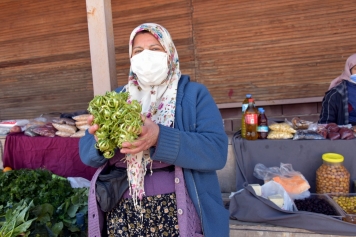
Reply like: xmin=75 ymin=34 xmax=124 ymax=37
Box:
xmin=86 ymin=0 xmax=117 ymax=96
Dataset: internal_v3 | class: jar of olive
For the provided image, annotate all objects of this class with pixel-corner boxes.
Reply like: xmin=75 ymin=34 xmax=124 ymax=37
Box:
xmin=316 ymin=153 xmax=350 ymax=194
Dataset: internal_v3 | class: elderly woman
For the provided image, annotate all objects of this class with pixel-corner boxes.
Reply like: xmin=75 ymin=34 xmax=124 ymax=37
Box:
xmin=79 ymin=23 xmax=229 ymax=237
xmin=319 ymin=53 xmax=356 ymax=125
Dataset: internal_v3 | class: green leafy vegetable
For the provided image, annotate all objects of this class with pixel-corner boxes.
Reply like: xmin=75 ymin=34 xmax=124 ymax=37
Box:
xmin=0 ymin=199 xmax=36 ymax=237
xmin=0 ymin=169 xmax=89 ymax=236
xmin=0 ymin=169 xmax=73 ymax=209
xmin=87 ymin=91 xmax=142 ymax=158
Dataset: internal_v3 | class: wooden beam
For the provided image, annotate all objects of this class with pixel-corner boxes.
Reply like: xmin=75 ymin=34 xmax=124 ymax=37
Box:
xmin=86 ymin=0 xmax=117 ymax=96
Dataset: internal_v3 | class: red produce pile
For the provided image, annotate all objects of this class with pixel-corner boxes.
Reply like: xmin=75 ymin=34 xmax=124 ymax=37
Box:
xmin=317 ymin=123 xmax=355 ymax=140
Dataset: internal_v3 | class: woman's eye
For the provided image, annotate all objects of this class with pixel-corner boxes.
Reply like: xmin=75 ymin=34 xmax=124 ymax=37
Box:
xmin=133 ymin=50 xmax=142 ymax=55
xmin=151 ymin=47 xmax=164 ymax=52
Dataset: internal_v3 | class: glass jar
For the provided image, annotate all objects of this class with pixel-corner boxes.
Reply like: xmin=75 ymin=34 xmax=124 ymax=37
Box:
xmin=316 ymin=153 xmax=350 ymax=194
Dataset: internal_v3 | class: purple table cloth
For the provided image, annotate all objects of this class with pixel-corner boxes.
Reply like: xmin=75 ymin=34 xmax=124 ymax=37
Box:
xmin=3 ymin=132 xmax=96 ymax=180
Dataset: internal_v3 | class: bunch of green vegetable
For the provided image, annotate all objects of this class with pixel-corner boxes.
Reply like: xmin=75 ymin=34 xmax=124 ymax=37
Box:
xmin=0 ymin=199 xmax=36 ymax=237
xmin=0 ymin=169 xmax=72 ymax=209
xmin=0 ymin=169 xmax=89 ymax=236
xmin=87 ymin=91 xmax=142 ymax=158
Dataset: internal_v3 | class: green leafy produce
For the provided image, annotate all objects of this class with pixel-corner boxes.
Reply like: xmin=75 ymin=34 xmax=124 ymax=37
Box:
xmin=0 ymin=169 xmax=89 ymax=236
xmin=0 ymin=199 xmax=36 ymax=237
xmin=0 ymin=169 xmax=73 ymax=209
xmin=87 ymin=91 xmax=142 ymax=158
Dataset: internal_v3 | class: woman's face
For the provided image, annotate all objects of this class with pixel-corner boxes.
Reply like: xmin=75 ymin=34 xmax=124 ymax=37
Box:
xmin=352 ymin=66 xmax=356 ymax=75
xmin=132 ymin=32 xmax=165 ymax=57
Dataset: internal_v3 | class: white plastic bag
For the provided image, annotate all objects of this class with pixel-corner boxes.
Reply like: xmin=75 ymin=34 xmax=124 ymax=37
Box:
xmin=254 ymin=163 xmax=311 ymax=200
xmin=67 ymin=177 xmax=91 ymax=188
xmin=261 ymin=181 xmax=297 ymax=211
xmin=0 ymin=119 xmax=29 ymax=128
xmin=0 ymin=127 xmax=10 ymax=135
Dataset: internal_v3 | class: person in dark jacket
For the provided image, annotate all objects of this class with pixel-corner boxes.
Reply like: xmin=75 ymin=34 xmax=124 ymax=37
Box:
xmin=79 ymin=23 xmax=229 ymax=237
xmin=319 ymin=53 xmax=356 ymax=125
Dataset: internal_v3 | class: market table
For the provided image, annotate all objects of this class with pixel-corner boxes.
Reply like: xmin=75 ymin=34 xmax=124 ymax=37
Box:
xmin=3 ymin=132 xmax=97 ymax=180
xmin=233 ymin=135 xmax=356 ymax=193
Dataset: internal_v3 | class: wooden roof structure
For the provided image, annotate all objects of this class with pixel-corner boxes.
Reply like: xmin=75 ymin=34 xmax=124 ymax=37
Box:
xmin=0 ymin=0 xmax=355 ymax=120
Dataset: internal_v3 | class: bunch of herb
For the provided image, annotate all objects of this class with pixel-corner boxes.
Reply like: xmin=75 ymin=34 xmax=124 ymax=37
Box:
xmin=0 ymin=199 xmax=36 ymax=237
xmin=87 ymin=91 xmax=142 ymax=158
xmin=0 ymin=169 xmax=89 ymax=236
xmin=0 ymin=169 xmax=73 ymax=209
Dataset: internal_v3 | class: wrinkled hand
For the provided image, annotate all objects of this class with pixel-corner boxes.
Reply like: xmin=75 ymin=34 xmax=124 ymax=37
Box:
xmin=87 ymin=114 xmax=99 ymax=141
xmin=120 ymin=116 xmax=159 ymax=154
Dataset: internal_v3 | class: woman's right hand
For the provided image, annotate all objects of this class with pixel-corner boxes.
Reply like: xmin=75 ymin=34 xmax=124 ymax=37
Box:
xmin=87 ymin=114 xmax=99 ymax=141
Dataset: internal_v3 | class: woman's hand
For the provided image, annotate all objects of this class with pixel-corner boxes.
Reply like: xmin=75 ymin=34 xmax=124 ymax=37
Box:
xmin=120 ymin=116 xmax=160 ymax=154
xmin=87 ymin=114 xmax=99 ymax=141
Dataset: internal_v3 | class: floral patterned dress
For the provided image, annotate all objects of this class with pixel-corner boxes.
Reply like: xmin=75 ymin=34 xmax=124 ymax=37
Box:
xmin=107 ymin=193 xmax=179 ymax=237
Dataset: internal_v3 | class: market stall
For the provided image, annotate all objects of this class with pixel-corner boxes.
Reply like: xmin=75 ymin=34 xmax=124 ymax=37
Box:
xmin=233 ymin=134 xmax=356 ymax=192
xmin=2 ymin=132 xmax=96 ymax=180
xmin=229 ymin=131 xmax=356 ymax=235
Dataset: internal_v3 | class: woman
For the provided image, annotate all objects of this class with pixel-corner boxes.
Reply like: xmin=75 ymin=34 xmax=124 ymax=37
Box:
xmin=319 ymin=53 xmax=356 ymax=125
xmin=79 ymin=23 xmax=229 ymax=237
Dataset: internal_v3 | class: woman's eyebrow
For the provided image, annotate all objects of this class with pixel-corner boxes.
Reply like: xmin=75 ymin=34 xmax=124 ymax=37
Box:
xmin=150 ymin=43 xmax=162 ymax=47
xmin=133 ymin=43 xmax=162 ymax=49
xmin=132 ymin=45 xmax=143 ymax=50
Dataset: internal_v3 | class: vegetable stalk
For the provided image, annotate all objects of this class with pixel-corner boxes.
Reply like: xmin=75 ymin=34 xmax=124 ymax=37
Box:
xmin=87 ymin=91 xmax=142 ymax=158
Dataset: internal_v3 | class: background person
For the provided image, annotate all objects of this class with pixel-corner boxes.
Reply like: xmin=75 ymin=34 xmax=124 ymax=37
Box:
xmin=319 ymin=53 xmax=356 ymax=125
xmin=79 ymin=23 xmax=229 ymax=237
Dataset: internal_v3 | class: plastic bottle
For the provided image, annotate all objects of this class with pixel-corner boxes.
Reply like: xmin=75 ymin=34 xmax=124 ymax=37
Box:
xmin=241 ymin=94 xmax=252 ymax=138
xmin=245 ymin=98 xmax=258 ymax=140
xmin=257 ymin=108 xmax=268 ymax=139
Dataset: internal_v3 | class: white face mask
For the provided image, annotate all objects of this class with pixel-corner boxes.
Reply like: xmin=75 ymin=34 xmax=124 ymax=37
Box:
xmin=131 ymin=50 xmax=169 ymax=86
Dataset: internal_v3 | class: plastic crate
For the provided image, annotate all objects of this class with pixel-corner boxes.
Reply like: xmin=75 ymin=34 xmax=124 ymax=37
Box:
xmin=326 ymin=193 xmax=356 ymax=224
xmin=326 ymin=193 xmax=356 ymax=215
xmin=294 ymin=193 xmax=345 ymax=220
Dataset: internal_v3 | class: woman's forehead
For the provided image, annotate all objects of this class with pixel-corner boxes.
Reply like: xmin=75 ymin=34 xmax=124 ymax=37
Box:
xmin=133 ymin=32 xmax=161 ymax=46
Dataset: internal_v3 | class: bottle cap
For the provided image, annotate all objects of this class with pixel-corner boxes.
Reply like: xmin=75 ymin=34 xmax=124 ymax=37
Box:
xmin=246 ymin=94 xmax=252 ymax=98
xmin=322 ymin=153 xmax=344 ymax=163
xmin=248 ymin=98 xmax=254 ymax=103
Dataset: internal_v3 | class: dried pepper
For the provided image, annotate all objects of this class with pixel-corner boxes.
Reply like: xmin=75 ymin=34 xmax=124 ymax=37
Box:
xmin=87 ymin=91 xmax=142 ymax=158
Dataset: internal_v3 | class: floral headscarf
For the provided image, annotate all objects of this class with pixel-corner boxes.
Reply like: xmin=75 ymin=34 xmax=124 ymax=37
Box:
xmin=123 ymin=23 xmax=181 ymax=208
xmin=329 ymin=53 xmax=356 ymax=90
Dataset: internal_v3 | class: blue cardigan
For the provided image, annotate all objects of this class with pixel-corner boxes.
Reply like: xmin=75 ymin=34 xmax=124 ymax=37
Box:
xmin=79 ymin=75 xmax=229 ymax=237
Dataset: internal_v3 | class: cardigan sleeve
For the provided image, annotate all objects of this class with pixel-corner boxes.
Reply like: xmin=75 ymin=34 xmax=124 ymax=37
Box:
xmin=79 ymin=130 xmax=108 ymax=168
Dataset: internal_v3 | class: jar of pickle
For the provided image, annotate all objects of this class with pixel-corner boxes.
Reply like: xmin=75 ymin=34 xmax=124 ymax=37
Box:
xmin=316 ymin=153 xmax=350 ymax=194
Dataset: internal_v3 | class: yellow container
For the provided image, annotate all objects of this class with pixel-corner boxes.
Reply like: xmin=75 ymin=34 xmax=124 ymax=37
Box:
xmin=316 ymin=153 xmax=350 ymax=194
xmin=322 ymin=153 xmax=344 ymax=163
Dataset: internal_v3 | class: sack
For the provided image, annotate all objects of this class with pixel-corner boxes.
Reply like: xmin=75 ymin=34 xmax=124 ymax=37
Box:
xmin=229 ymin=185 xmax=356 ymax=236
xmin=96 ymin=165 xmax=129 ymax=212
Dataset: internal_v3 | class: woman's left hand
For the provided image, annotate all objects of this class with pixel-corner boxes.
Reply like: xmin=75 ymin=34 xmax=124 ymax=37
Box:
xmin=120 ymin=116 xmax=160 ymax=154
